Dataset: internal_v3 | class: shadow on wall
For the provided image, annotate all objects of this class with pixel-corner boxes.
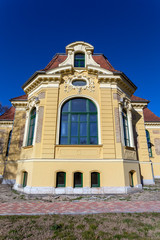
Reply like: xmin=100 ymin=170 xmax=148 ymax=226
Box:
xmin=132 ymin=109 xmax=142 ymax=161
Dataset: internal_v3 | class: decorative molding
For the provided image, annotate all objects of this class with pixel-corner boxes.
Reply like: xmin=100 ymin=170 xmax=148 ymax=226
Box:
xmin=59 ymin=41 xmax=100 ymax=68
xmin=63 ymin=71 xmax=96 ymax=93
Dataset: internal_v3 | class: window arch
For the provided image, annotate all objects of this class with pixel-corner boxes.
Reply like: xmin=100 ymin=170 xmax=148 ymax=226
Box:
xmin=59 ymin=98 xmax=98 ymax=145
xmin=91 ymin=172 xmax=100 ymax=187
xmin=27 ymin=108 xmax=36 ymax=146
xmin=74 ymin=53 xmax=85 ymax=67
xmin=146 ymin=130 xmax=152 ymax=157
xmin=74 ymin=172 xmax=83 ymax=187
xmin=56 ymin=172 xmax=66 ymax=187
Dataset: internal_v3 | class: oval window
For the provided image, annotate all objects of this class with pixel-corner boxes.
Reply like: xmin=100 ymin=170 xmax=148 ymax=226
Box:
xmin=72 ymin=80 xmax=86 ymax=86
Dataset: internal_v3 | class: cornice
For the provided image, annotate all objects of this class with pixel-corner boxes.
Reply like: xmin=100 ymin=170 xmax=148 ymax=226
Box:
xmin=98 ymin=74 xmax=136 ymax=95
xmin=145 ymin=122 xmax=160 ymax=126
xmin=131 ymin=102 xmax=148 ymax=109
xmin=0 ymin=120 xmax=13 ymax=127
xmin=23 ymin=74 xmax=61 ymax=95
xmin=11 ymin=101 xmax=28 ymax=108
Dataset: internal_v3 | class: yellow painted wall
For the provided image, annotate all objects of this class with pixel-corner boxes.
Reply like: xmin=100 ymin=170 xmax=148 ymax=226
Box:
xmin=0 ymin=124 xmax=12 ymax=176
xmin=146 ymin=127 xmax=160 ymax=177
xmin=16 ymin=160 xmax=141 ymax=187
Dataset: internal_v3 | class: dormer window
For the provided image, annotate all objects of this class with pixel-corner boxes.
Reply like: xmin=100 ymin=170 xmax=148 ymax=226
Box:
xmin=74 ymin=53 xmax=85 ymax=67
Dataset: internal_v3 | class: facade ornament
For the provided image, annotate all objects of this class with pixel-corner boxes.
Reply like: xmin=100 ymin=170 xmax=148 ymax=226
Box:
xmin=63 ymin=71 xmax=96 ymax=93
xmin=26 ymin=97 xmax=40 ymax=111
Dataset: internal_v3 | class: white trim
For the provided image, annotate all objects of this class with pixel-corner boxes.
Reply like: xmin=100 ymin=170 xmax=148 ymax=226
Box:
xmin=145 ymin=125 xmax=160 ymax=129
xmin=13 ymin=183 xmax=142 ymax=194
xmin=17 ymin=158 xmax=139 ymax=163
xmin=133 ymin=108 xmax=143 ymax=112
xmin=56 ymin=95 xmax=101 ymax=145
xmin=24 ymin=74 xmax=61 ymax=92
xmin=23 ymin=107 xmax=38 ymax=147
xmin=28 ymin=83 xmax=59 ymax=98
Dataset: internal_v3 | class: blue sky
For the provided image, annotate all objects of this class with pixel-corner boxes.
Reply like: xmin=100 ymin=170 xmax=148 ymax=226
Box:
xmin=0 ymin=0 xmax=160 ymax=116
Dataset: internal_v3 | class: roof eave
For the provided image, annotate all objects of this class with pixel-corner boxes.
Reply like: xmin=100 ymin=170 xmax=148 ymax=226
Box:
xmin=22 ymin=71 xmax=46 ymax=89
xmin=113 ymin=72 xmax=137 ymax=91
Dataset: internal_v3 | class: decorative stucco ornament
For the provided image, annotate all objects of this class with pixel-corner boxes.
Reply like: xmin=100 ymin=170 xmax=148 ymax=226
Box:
xmin=26 ymin=97 xmax=40 ymax=111
xmin=63 ymin=71 xmax=96 ymax=94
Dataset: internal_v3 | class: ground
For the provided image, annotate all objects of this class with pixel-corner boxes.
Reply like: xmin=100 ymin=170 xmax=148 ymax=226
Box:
xmin=1 ymin=181 xmax=160 ymax=239
xmin=1 ymin=180 xmax=160 ymax=203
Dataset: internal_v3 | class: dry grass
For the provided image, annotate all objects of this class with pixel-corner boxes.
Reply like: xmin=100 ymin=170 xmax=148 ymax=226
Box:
xmin=1 ymin=213 xmax=160 ymax=239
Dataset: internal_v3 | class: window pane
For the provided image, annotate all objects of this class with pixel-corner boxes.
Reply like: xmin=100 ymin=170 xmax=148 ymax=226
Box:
xmin=90 ymin=137 xmax=98 ymax=144
xmin=71 ymin=123 xmax=78 ymax=136
xmin=71 ymin=99 xmax=86 ymax=112
xmin=80 ymin=123 xmax=87 ymax=136
xmin=89 ymin=101 xmax=97 ymax=112
xmin=91 ymin=172 xmax=98 ymax=185
xmin=72 ymin=80 xmax=86 ymax=86
xmin=80 ymin=137 xmax=87 ymax=144
xmin=90 ymin=123 xmax=97 ymax=136
xmin=62 ymin=101 xmax=69 ymax=112
xmin=71 ymin=137 xmax=78 ymax=144
xmin=74 ymin=172 xmax=82 ymax=187
xmin=90 ymin=114 xmax=97 ymax=122
xmin=80 ymin=114 xmax=87 ymax=121
xmin=57 ymin=172 xmax=65 ymax=186
xmin=60 ymin=137 xmax=68 ymax=144
xmin=61 ymin=122 xmax=68 ymax=136
xmin=71 ymin=114 xmax=78 ymax=121
xmin=62 ymin=114 xmax=68 ymax=121
xmin=80 ymin=61 xmax=85 ymax=67
xmin=75 ymin=54 xmax=84 ymax=59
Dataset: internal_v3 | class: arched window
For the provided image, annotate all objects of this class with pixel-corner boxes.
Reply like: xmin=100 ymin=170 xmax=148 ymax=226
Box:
xmin=60 ymin=98 xmax=98 ymax=145
xmin=146 ymin=130 xmax=152 ymax=157
xmin=129 ymin=171 xmax=134 ymax=187
xmin=122 ymin=110 xmax=130 ymax=147
xmin=6 ymin=130 xmax=12 ymax=156
xmin=74 ymin=53 xmax=85 ymax=67
xmin=27 ymin=108 xmax=36 ymax=146
xmin=91 ymin=172 xmax=100 ymax=187
xmin=22 ymin=171 xmax=28 ymax=187
xmin=56 ymin=172 xmax=66 ymax=187
xmin=74 ymin=172 xmax=83 ymax=187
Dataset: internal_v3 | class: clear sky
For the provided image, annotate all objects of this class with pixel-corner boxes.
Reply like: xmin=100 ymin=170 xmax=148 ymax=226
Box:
xmin=0 ymin=0 xmax=160 ymax=116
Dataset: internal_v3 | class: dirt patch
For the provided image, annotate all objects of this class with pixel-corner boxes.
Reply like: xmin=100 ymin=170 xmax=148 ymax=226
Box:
xmin=1 ymin=213 xmax=160 ymax=239
xmin=1 ymin=179 xmax=160 ymax=203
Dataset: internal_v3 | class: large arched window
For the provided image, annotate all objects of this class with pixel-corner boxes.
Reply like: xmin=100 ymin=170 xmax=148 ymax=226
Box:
xmin=74 ymin=53 xmax=85 ymax=67
xmin=146 ymin=130 xmax=152 ymax=157
xmin=60 ymin=98 xmax=98 ymax=145
xmin=27 ymin=108 xmax=36 ymax=146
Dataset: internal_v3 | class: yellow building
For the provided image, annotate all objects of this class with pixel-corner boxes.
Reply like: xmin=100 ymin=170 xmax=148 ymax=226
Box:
xmin=0 ymin=41 xmax=159 ymax=194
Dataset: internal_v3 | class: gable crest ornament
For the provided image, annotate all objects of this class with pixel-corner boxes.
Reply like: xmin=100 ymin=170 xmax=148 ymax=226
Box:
xmin=63 ymin=71 xmax=95 ymax=94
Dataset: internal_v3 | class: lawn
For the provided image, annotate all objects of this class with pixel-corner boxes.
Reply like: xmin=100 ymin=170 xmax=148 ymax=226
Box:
xmin=1 ymin=213 xmax=160 ymax=239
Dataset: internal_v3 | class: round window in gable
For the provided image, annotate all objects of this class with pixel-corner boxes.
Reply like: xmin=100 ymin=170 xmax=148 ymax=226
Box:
xmin=72 ymin=80 xmax=87 ymax=86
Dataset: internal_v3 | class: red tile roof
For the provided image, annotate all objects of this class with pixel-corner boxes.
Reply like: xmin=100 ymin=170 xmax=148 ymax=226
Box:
xmin=0 ymin=106 xmax=15 ymax=121
xmin=131 ymin=95 xmax=149 ymax=102
xmin=10 ymin=95 xmax=28 ymax=101
xmin=43 ymin=54 xmax=118 ymax=72
xmin=143 ymin=108 xmax=160 ymax=122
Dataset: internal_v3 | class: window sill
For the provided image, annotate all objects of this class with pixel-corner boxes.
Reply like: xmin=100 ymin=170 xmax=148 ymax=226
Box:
xmin=124 ymin=146 xmax=135 ymax=151
xmin=56 ymin=145 xmax=103 ymax=148
xmin=22 ymin=145 xmax=33 ymax=149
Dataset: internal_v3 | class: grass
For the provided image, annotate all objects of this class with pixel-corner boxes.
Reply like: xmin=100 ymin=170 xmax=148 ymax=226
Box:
xmin=1 ymin=213 xmax=160 ymax=239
